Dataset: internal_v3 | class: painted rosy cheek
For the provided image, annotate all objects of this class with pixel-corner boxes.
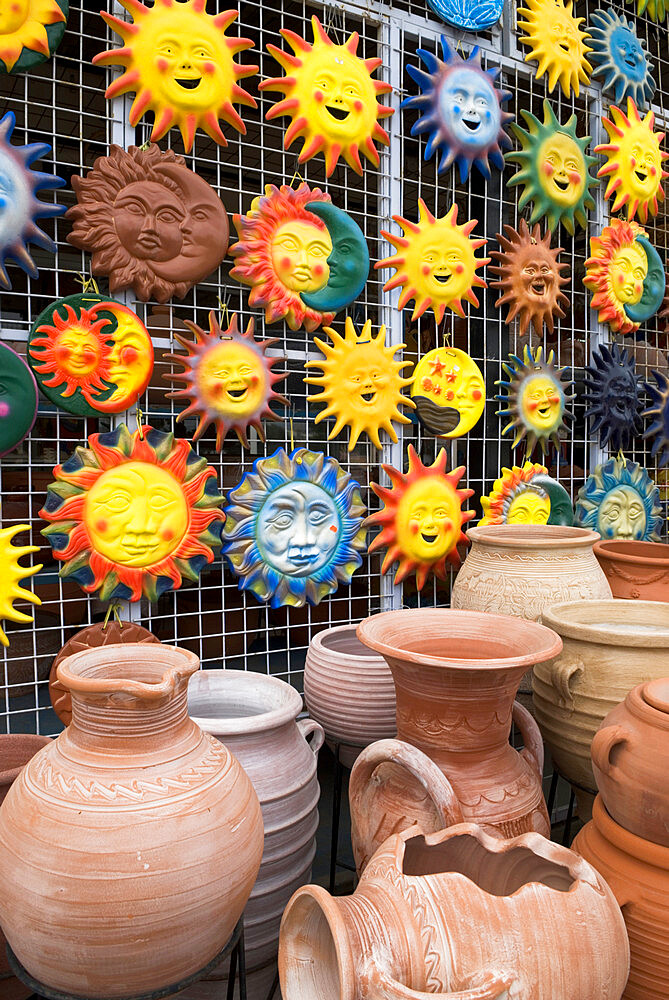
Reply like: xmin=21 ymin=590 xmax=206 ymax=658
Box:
xmin=314 ymin=90 xmax=324 ymax=104
xmin=313 ymin=263 xmax=324 ymax=277
xmin=156 ymin=57 xmax=169 ymax=73
xmin=95 ymin=519 xmax=108 ymax=533
xmin=0 ymin=403 xmax=9 ymax=417
xmin=161 ymin=528 xmax=174 ymax=542
xmin=630 ymin=156 xmax=637 ymax=167
xmin=568 ymin=171 xmax=581 ymax=184
xmin=471 ymin=389 xmax=482 ymax=401
xmin=280 ymin=256 xmax=292 ymax=271
xmin=354 ymin=100 xmax=363 ymax=112
xmin=202 ymin=62 xmax=215 ymax=75
xmin=409 ymin=519 xmax=420 ymax=535
xmin=650 ymin=166 xmax=657 ymax=177
xmin=421 ymin=264 xmax=431 ymax=276
xmin=542 ymin=162 xmax=554 ymax=177
xmin=122 ymin=347 xmax=139 ymax=364
xmin=250 ymin=375 xmax=259 ymax=386
xmin=329 ymin=524 xmax=338 ymax=533
xmin=455 ymin=264 xmax=464 ymax=274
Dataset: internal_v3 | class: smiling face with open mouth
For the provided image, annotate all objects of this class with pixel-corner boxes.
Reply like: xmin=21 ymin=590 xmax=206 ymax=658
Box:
xmin=197 ymin=341 xmax=268 ymax=419
xmin=520 ymin=374 xmax=564 ymax=432
xmin=438 ymin=66 xmax=500 ymax=151
xmin=537 ymin=134 xmax=586 ymax=207
xmin=396 ymin=475 xmax=462 ymax=566
xmin=596 ymin=99 xmax=668 ymax=224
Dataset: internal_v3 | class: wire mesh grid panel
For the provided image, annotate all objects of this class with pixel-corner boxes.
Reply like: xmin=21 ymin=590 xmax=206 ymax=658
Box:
xmin=0 ymin=0 xmax=667 ymax=736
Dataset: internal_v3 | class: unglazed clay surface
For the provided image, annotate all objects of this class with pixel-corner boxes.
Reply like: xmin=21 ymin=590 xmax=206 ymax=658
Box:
xmin=595 ymin=539 xmax=669 ymax=599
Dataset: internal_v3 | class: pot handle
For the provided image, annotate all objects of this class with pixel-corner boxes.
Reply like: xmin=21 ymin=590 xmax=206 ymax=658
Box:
xmin=512 ymin=700 xmax=544 ymax=778
xmin=297 ymin=718 xmax=325 ymax=754
xmin=362 ymin=964 xmax=514 ymax=1000
xmin=549 ymin=653 xmax=584 ymax=710
xmin=591 ymin=725 xmax=631 ymax=776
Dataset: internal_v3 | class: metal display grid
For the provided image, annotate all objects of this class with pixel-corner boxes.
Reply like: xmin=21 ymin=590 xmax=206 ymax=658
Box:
xmin=0 ymin=0 xmax=667 ymax=737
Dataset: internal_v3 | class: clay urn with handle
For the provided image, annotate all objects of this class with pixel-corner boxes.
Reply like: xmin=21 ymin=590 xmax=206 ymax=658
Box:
xmin=279 ymin=822 xmax=630 ymax=1000
xmin=592 ymin=677 xmax=669 ymax=846
xmin=349 ymin=608 xmax=561 ymax=874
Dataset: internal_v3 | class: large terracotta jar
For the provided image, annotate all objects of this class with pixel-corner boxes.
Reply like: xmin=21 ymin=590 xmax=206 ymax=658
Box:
xmin=573 ymin=796 xmax=668 ymax=1000
xmin=0 ymin=644 xmax=264 ymax=998
xmin=188 ymin=669 xmax=324 ymax=993
xmin=349 ymin=609 xmax=561 ymax=873
xmin=595 ymin=539 xmax=669 ymax=600
xmin=279 ymin=823 xmax=630 ymax=1000
xmin=0 ymin=735 xmax=51 ymax=1000
xmin=535 ymin=600 xmax=669 ymax=797
xmin=304 ymin=623 xmax=396 ymax=767
xmin=451 ymin=525 xmax=611 ymax=619
xmin=592 ymin=677 xmax=669 ymax=846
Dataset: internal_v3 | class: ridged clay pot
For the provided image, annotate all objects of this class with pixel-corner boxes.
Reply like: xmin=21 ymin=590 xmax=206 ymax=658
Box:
xmin=304 ymin=624 xmax=396 ymax=767
xmin=0 ymin=644 xmax=264 ymax=998
xmin=573 ymin=796 xmax=667 ymax=1000
xmin=535 ymin=600 xmax=669 ymax=798
xmin=188 ymin=669 xmax=324 ymax=989
xmin=451 ymin=525 xmax=612 ymax=620
xmin=592 ymin=677 xmax=669 ymax=846
xmin=349 ymin=609 xmax=561 ymax=874
xmin=0 ymin=735 xmax=52 ymax=1000
xmin=594 ymin=539 xmax=669 ymax=601
xmin=279 ymin=823 xmax=630 ymax=1000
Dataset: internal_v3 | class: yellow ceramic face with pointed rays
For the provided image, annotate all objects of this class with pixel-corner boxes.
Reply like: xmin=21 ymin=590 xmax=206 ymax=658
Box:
xmin=0 ymin=524 xmax=41 ymax=647
xmin=520 ymin=374 xmax=563 ymax=432
xmin=597 ymin=99 xmax=668 ymax=224
xmin=196 ymin=340 xmax=268 ymax=418
xmin=93 ymin=0 xmax=257 ymax=151
xmin=517 ymin=0 xmax=592 ymax=98
xmin=0 ymin=0 xmax=65 ymax=72
xmin=376 ymin=199 xmax=489 ymax=323
xmin=305 ymin=317 xmax=415 ymax=451
xmin=260 ymin=16 xmax=393 ymax=176
xmin=537 ymin=132 xmax=587 ymax=209
xmin=395 ymin=476 xmax=462 ymax=565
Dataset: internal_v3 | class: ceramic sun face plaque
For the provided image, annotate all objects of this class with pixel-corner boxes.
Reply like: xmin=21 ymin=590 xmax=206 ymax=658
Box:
xmin=575 ymin=456 xmax=662 ymax=542
xmin=625 ymin=0 xmax=667 ymax=23
xmin=584 ymin=343 xmax=642 ymax=452
xmin=0 ymin=524 xmax=41 ymax=647
xmin=410 ymin=347 xmax=485 ymax=438
xmin=67 ymin=144 xmax=229 ymax=303
xmin=28 ymin=294 xmax=154 ymax=416
xmin=0 ymin=342 xmax=37 ymax=457
xmin=0 ymin=111 xmax=65 ymax=289
xmin=376 ymin=199 xmax=488 ymax=322
xmin=479 ymin=461 xmax=574 ymax=527
xmin=40 ymin=424 xmax=225 ymax=603
xmin=596 ymin=98 xmax=668 ymax=225
xmin=490 ymin=220 xmax=569 ymax=338
xmin=426 ymin=0 xmax=503 ymax=31
xmin=230 ymin=184 xmax=368 ymax=331
xmin=222 ymin=447 xmax=367 ymax=609
xmin=0 ymin=0 xmax=67 ymax=73
xmin=402 ymin=38 xmax=512 ymax=182
xmin=305 ymin=317 xmax=414 ymax=451
xmin=643 ymin=369 xmax=669 ymax=468
xmin=497 ymin=345 xmax=574 ymax=455
xmin=517 ymin=0 xmax=592 ymax=98
xmin=583 ymin=218 xmax=665 ymax=336
xmin=260 ymin=16 xmax=393 ymax=176
xmin=590 ymin=10 xmax=655 ymax=109
xmin=366 ymin=444 xmax=474 ymax=591
xmin=92 ymin=0 xmax=257 ymax=152
xmin=164 ymin=311 xmax=288 ymax=450
xmin=506 ymin=100 xmax=598 ymax=235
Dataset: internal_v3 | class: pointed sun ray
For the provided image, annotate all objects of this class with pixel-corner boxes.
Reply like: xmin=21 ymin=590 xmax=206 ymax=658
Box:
xmin=0 ymin=525 xmax=42 ymax=647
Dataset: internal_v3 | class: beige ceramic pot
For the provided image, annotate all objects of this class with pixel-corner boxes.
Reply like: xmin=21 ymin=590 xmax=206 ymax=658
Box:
xmin=594 ymin=539 xmax=669 ymax=601
xmin=0 ymin=735 xmax=51 ymax=1000
xmin=592 ymin=677 xmax=669 ymax=846
xmin=573 ymin=796 xmax=668 ymax=1000
xmin=535 ymin=600 xmax=669 ymax=797
xmin=0 ymin=644 xmax=264 ymax=998
xmin=279 ymin=823 xmax=629 ymax=1000
xmin=304 ymin=623 xmax=396 ymax=767
xmin=188 ymin=669 xmax=324 ymax=992
xmin=349 ymin=609 xmax=561 ymax=873
xmin=451 ymin=525 xmax=611 ymax=619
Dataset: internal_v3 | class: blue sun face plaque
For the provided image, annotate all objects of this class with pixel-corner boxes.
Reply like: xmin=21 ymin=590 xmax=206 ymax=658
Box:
xmin=222 ymin=447 xmax=367 ymax=608
xmin=590 ymin=10 xmax=655 ymax=109
xmin=575 ymin=456 xmax=662 ymax=542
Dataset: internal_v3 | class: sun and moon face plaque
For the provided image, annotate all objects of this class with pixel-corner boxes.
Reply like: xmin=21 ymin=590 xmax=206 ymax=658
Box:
xmin=0 ymin=0 xmax=67 ymax=74
xmin=479 ymin=461 xmax=573 ymax=527
xmin=0 ymin=342 xmax=38 ymax=457
xmin=410 ymin=347 xmax=485 ymax=438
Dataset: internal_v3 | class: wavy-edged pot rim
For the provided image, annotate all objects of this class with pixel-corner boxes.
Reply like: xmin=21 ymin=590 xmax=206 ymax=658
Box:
xmin=592 ymin=795 xmax=669 ymax=869
xmin=542 ymin=599 xmax=669 ymax=647
xmin=466 ymin=524 xmax=601 ymax=549
xmin=56 ymin=643 xmax=199 ymax=700
xmin=188 ymin=669 xmax=304 ymax=735
xmin=594 ymin=538 xmax=669 ymax=568
xmin=357 ymin=608 xmax=562 ymax=671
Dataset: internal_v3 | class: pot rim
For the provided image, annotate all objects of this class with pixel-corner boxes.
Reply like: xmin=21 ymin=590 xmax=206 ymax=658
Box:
xmin=466 ymin=524 xmax=601 ymax=549
xmin=594 ymin=538 xmax=669 ymax=568
xmin=309 ymin=623 xmax=385 ymax=660
xmin=357 ymin=609 xmax=562 ymax=670
xmin=57 ymin=643 xmax=199 ymax=699
xmin=542 ymin=599 xmax=669 ymax=646
xmin=593 ymin=795 xmax=669 ymax=868
xmin=280 ymin=883 xmax=355 ymax=1000
xmin=0 ymin=734 xmax=51 ymax=787
xmin=188 ymin=669 xmax=303 ymax=735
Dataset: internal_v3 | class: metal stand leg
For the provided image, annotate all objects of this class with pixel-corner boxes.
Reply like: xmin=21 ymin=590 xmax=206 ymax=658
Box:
xmin=329 ymin=742 xmax=343 ymax=894
xmin=265 ymin=969 xmax=280 ymax=1000
xmin=562 ymin=789 xmax=576 ymax=846
xmin=546 ymin=769 xmax=560 ymax=824
xmin=226 ymin=941 xmax=238 ymax=1000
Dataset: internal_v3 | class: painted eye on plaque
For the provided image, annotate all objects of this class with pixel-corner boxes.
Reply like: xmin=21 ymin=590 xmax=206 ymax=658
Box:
xmin=215 ymin=368 xmax=230 ymax=378
xmin=434 ymin=507 xmax=448 ymax=519
xmin=272 ymin=513 xmax=293 ymax=529
xmin=344 ymin=85 xmax=361 ymax=98
xmin=630 ymin=504 xmax=644 ymax=519
xmin=309 ymin=506 xmax=331 ymax=525
xmin=445 ymin=252 xmax=461 ymax=265
xmin=276 ymin=235 xmax=299 ymax=252
xmin=156 ymin=208 xmax=182 ymax=224
xmin=101 ymin=492 xmax=132 ymax=513
xmin=124 ymin=202 xmax=146 ymax=216
xmin=239 ymin=366 xmax=254 ymax=378
xmin=150 ymin=489 xmax=176 ymax=510
xmin=633 ymin=266 xmax=645 ymax=280
xmin=308 ymin=243 xmax=328 ymax=257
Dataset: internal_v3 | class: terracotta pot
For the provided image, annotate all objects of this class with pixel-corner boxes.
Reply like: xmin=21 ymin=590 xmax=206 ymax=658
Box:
xmin=280 ymin=823 xmax=629 ymax=1000
xmin=188 ymin=670 xmax=324 ymax=988
xmin=535 ymin=600 xmax=669 ymax=795
xmin=304 ymin=623 xmax=396 ymax=767
xmin=349 ymin=609 xmax=561 ymax=874
xmin=592 ymin=677 xmax=669 ymax=846
xmin=594 ymin=539 xmax=669 ymax=601
xmin=0 ymin=644 xmax=264 ymax=998
xmin=0 ymin=735 xmax=51 ymax=1000
xmin=573 ymin=796 xmax=668 ymax=1000
xmin=452 ymin=525 xmax=611 ymax=620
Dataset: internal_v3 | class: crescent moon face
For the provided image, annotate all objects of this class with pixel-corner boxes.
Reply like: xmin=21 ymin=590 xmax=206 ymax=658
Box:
xmin=625 ymin=236 xmax=665 ymax=323
xmin=300 ymin=201 xmax=370 ymax=312
xmin=533 ymin=475 xmax=574 ymax=526
xmin=93 ymin=301 xmax=154 ymax=413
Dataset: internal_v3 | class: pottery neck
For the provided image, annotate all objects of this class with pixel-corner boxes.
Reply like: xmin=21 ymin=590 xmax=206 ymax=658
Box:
xmin=387 ymin=655 xmax=524 ymax=760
